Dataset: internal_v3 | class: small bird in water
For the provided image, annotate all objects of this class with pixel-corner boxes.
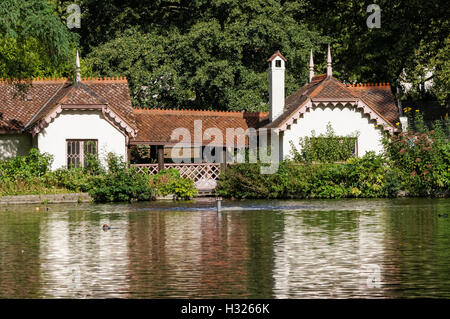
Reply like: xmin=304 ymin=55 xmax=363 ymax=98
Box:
xmin=102 ymin=224 xmax=111 ymax=231
xmin=438 ymin=214 xmax=448 ymax=218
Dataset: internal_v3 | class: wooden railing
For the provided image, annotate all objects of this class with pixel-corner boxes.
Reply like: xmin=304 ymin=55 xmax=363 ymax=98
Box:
xmin=131 ymin=163 xmax=221 ymax=190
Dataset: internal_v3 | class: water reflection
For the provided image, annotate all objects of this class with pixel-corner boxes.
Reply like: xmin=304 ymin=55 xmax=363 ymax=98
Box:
xmin=272 ymin=210 xmax=387 ymax=298
xmin=39 ymin=210 xmax=130 ymax=298
xmin=0 ymin=198 xmax=448 ymax=298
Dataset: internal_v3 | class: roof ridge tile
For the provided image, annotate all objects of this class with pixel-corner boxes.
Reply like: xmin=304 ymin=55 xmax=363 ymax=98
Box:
xmin=132 ymin=107 xmax=252 ymax=117
xmin=347 ymin=82 xmax=391 ymax=88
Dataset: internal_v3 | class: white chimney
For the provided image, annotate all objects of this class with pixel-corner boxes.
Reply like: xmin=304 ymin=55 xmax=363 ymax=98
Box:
xmin=268 ymin=51 xmax=286 ymax=122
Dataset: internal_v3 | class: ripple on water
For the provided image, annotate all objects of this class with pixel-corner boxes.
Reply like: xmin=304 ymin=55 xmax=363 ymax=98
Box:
xmin=0 ymin=198 xmax=449 ymax=298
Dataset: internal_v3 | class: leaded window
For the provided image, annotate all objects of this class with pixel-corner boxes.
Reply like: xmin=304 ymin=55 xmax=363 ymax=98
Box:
xmin=66 ymin=139 xmax=98 ymax=168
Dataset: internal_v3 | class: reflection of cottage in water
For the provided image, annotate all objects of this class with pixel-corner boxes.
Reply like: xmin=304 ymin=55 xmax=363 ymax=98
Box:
xmin=272 ymin=207 xmax=387 ymax=298
xmin=126 ymin=209 xmax=256 ymax=297
xmin=39 ymin=210 xmax=130 ymax=298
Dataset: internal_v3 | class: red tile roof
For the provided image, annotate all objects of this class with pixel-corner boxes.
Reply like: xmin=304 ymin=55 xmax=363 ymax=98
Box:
xmin=267 ymin=50 xmax=287 ymax=62
xmin=265 ymin=76 xmax=400 ymax=131
xmin=346 ymin=83 xmax=399 ymax=127
xmin=310 ymin=74 xmax=327 ymax=83
xmin=310 ymin=77 xmax=358 ymax=99
xmin=0 ymin=77 xmax=136 ymax=133
xmin=0 ymin=79 xmax=66 ymax=131
xmin=132 ymin=108 xmax=268 ymax=146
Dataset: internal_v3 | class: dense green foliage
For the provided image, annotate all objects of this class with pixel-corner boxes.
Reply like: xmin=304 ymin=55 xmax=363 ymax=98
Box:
xmin=54 ymin=0 xmax=448 ymax=109
xmin=150 ymin=169 xmax=197 ymax=200
xmin=1 ymin=1 xmax=447 ymax=109
xmin=218 ymin=115 xmax=449 ymax=199
xmin=0 ymin=149 xmax=197 ymax=201
xmin=290 ymin=123 xmax=358 ymax=163
xmin=83 ymin=4 xmax=325 ymax=111
xmin=0 ymin=148 xmax=52 ymax=179
xmin=216 ymin=152 xmax=399 ymax=199
xmin=87 ymin=155 xmax=154 ymax=202
xmin=383 ymin=112 xmax=450 ymax=196
xmin=0 ymin=149 xmax=68 ymax=195
xmin=0 ymin=0 xmax=78 ymax=81
xmin=303 ymin=0 xmax=449 ymax=106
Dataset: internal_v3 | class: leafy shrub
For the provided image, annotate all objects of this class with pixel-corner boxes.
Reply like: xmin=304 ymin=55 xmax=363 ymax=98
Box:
xmin=217 ymin=153 xmax=403 ymax=199
xmin=217 ymin=163 xmax=276 ymax=199
xmin=88 ymin=154 xmax=154 ymax=202
xmin=217 ymin=162 xmax=333 ymax=199
xmin=50 ymin=167 xmax=94 ymax=192
xmin=383 ymin=112 xmax=450 ymax=196
xmin=0 ymin=148 xmax=53 ymax=180
xmin=1 ymin=149 xmax=200 ymax=202
xmin=0 ymin=149 xmax=66 ymax=196
xmin=0 ymin=176 xmax=68 ymax=196
xmin=345 ymin=152 xmax=389 ymax=198
xmin=308 ymin=163 xmax=350 ymax=198
xmin=290 ymin=123 xmax=358 ymax=163
xmin=150 ymin=168 xmax=197 ymax=199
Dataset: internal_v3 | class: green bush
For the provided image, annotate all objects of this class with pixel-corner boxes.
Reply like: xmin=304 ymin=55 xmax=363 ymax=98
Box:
xmin=150 ymin=168 xmax=197 ymax=199
xmin=216 ymin=162 xmax=290 ymax=199
xmin=290 ymin=123 xmax=358 ymax=163
xmin=216 ymin=162 xmax=313 ymax=199
xmin=88 ymin=154 xmax=154 ymax=202
xmin=50 ymin=168 xmax=94 ymax=192
xmin=0 ymin=176 xmax=68 ymax=196
xmin=345 ymin=152 xmax=389 ymax=198
xmin=308 ymin=163 xmax=350 ymax=198
xmin=383 ymin=112 xmax=450 ymax=196
xmin=1 ymin=150 xmax=202 ymax=202
xmin=217 ymin=153 xmax=402 ymax=199
xmin=0 ymin=148 xmax=53 ymax=180
xmin=0 ymin=149 xmax=66 ymax=196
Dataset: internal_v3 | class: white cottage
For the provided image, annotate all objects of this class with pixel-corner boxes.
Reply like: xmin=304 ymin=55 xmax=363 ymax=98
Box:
xmin=1 ymin=47 xmax=403 ymax=170
xmin=264 ymin=47 xmax=401 ymax=161
xmin=0 ymin=58 xmax=137 ymax=169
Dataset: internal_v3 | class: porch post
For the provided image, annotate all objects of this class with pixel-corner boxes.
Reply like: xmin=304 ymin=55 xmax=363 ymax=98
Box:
xmin=126 ymin=144 xmax=131 ymax=167
xmin=220 ymin=146 xmax=227 ymax=173
xmin=157 ymin=145 xmax=164 ymax=172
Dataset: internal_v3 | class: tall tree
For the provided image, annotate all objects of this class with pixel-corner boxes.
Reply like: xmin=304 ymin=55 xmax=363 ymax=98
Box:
xmin=301 ymin=0 xmax=449 ymax=106
xmin=85 ymin=0 xmax=326 ymax=110
xmin=0 ymin=0 xmax=77 ymax=81
xmin=64 ymin=0 xmax=449 ymax=110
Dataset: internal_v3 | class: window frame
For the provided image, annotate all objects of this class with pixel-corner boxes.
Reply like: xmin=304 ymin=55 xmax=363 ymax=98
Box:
xmin=66 ymin=139 xmax=98 ymax=168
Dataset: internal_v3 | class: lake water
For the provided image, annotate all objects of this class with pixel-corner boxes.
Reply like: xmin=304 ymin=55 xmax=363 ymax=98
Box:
xmin=0 ymin=198 xmax=449 ymax=298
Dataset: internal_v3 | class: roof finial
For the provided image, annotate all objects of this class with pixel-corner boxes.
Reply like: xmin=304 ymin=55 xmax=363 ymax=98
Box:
xmin=76 ymin=50 xmax=81 ymax=83
xmin=309 ymin=49 xmax=314 ymax=83
xmin=327 ymin=44 xmax=332 ymax=77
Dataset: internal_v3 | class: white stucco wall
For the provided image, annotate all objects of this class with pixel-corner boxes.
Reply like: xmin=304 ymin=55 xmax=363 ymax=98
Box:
xmin=37 ymin=110 xmax=127 ymax=170
xmin=282 ymin=106 xmax=384 ymax=159
xmin=0 ymin=134 xmax=32 ymax=160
